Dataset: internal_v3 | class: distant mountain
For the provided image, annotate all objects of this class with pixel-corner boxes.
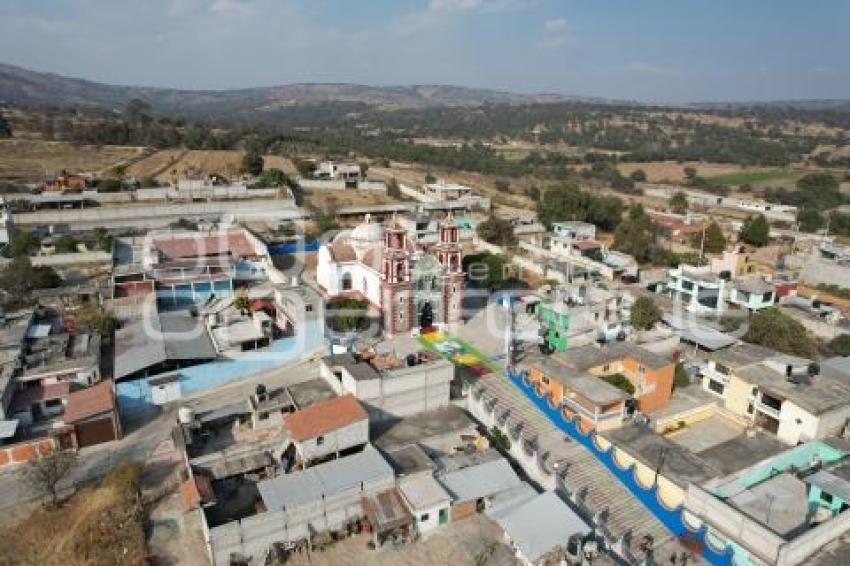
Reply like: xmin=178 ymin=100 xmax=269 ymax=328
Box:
xmin=0 ymin=62 xmax=588 ymax=116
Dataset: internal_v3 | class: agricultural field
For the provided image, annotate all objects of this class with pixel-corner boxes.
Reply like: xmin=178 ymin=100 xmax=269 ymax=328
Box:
xmin=127 ymin=149 xmax=297 ymax=182
xmin=152 ymin=149 xmax=244 ymax=181
xmin=704 ymin=169 xmax=798 ymax=187
xmin=615 ymin=161 xmax=760 ymax=184
xmin=124 ymin=148 xmax=187 ymax=180
xmin=0 ymin=139 xmax=145 ymax=181
xmin=303 ymin=187 xmax=402 ymax=213
xmin=261 ymin=154 xmax=299 ymax=176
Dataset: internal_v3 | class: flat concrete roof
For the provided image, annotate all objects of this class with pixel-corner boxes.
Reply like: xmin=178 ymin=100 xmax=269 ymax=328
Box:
xmin=371 ymin=405 xmax=477 ymax=451
xmin=650 ymin=385 xmax=717 ymax=422
xmin=604 ymin=424 xmax=720 ymax=488
xmin=710 ymin=343 xmax=775 ymax=369
xmin=694 ymin=430 xmax=788 ymax=477
xmin=382 ymin=444 xmax=436 ymax=477
xmin=285 ymin=378 xmax=336 ymax=409
xmin=737 ymin=364 xmax=850 ymax=415
xmin=729 ymin=472 xmax=809 ymax=538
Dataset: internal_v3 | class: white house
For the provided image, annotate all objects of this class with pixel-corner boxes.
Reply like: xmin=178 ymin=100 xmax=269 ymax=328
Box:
xmin=398 ymin=475 xmax=452 ymax=534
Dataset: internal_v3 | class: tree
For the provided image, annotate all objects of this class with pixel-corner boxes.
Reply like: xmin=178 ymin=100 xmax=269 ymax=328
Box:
xmin=325 ymin=297 xmax=369 ymax=333
xmin=489 ymin=426 xmax=511 ymax=452
xmin=233 ymin=293 xmax=250 ymax=313
xmin=0 ymin=111 xmax=11 ymax=138
xmin=242 ymin=151 xmax=264 ymax=176
xmin=743 ymin=308 xmax=819 ymax=358
xmin=798 ymin=209 xmax=825 ymax=233
xmin=5 ymin=230 xmax=40 ymax=258
xmin=21 ymin=451 xmax=78 ymax=506
xmin=827 ymin=334 xmax=850 ymax=357
xmin=739 ymin=214 xmax=770 ymax=246
xmin=76 ymin=308 xmax=118 ymax=341
xmin=387 ymin=177 xmax=402 ymax=198
xmin=359 ymin=161 xmax=369 ymax=178
xmin=93 ymin=226 xmax=112 ymax=252
xmin=54 ymin=235 xmax=78 ymax=254
xmin=669 ymin=191 xmax=689 ymax=215
xmin=494 ymin=178 xmax=510 ymax=192
xmin=683 ymin=166 xmax=698 ymax=179
xmin=630 ymin=297 xmax=662 ymax=330
xmin=600 ymin=373 xmax=636 ymax=394
xmin=691 ymin=221 xmax=726 ymax=254
xmin=537 ymin=183 xmax=623 ymax=232
xmin=463 ymin=252 xmax=506 ymax=290
xmin=424 ymin=172 xmax=437 ymax=184
xmin=613 ymin=205 xmax=664 ymax=264
xmin=258 ymin=168 xmax=287 ymax=187
xmin=629 ymin=169 xmax=647 ymax=182
xmin=0 ymin=257 xmax=62 ymax=306
xmin=674 ymin=363 xmax=690 ymax=389
xmin=797 ymin=172 xmax=839 ymax=193
xmin=526 ymin=185 xmax=540 ymax=201
xmin=476 ymin=215 xmax=516 ymax=248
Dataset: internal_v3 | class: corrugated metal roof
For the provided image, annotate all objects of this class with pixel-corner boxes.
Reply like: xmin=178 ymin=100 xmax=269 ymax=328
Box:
xmin=438 ymin=457 xmax=522 ymax=501
xmin=496 ymin=491 xmax=590 ymax=562
xmin=114 ymin=311 xmax=216 ymax=379
xmin=662 ymin=313 xmax=737 ymax=351
xmin=257 ymin=445 xmax=393 ymax=512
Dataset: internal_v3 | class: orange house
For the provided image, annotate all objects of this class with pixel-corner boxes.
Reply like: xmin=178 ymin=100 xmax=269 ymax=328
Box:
xmin=520 ymin=352 xmax=628 ymax=431
xmin=552 ymin=343 xmax=675 ymax=414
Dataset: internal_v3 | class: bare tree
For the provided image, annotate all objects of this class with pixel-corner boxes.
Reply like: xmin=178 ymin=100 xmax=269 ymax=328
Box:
xmin=20 ymin=451 xmax=78 ymax=506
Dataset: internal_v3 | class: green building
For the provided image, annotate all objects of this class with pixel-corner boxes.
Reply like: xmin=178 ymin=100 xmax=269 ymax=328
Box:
xmin=538 ymin=300 xmax=570 ymax=352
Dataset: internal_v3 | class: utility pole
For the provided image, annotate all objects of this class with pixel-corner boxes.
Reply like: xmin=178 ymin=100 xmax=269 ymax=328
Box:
xmin=654 ymin=446 xmax=669 ymax=487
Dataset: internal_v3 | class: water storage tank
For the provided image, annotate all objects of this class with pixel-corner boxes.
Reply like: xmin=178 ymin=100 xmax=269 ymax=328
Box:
xmin=178 ymin=406 xmax=194 ymax=425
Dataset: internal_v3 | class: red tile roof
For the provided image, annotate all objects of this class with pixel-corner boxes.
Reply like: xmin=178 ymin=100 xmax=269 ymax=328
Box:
xmin=154 ymin=232 xmax=254 ymax=259
xmin=329 ymin=243 xmax=357 ymax=262
xmin=283 ymin=394 xmax=368 ymax=442
xmin=64 ymin=380 xmax=116 ymax=424
xmin=574 ymin=240 xmax=602 ymax=251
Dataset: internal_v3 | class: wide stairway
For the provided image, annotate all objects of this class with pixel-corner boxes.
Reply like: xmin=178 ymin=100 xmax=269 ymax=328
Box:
xmin=478 ymin=373 xmax=673 ymax=553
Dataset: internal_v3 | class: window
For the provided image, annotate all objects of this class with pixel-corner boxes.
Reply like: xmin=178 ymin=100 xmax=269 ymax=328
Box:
xmin=420 ymin=513 xmax=430 ymax=522
xmin=714 ymin=363 xmax=730 ymax=376
xmin=708 ymin=379 xmax=725 ymax=395
xmin=341 ymin=273 xmax=352 ymax=291
xmin=45 ymin=399 xmax=62 ymax=409
xmin=259 ymin=411 xmax=269 ymax=421
xmin=316 ymin=436 xmax=325 ymax=446
xmin=822 ymin=492 xmax=834 ymax=504
xmin=638 ymin=365 xmax=646 ymax=375
xmin=306 ymin=305 xmax=313 ymax=312
xmin=602 ymin=364 xmax=610 ymax=373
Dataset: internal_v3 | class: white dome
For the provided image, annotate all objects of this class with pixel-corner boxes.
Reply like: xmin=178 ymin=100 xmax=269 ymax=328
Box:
xmin=351 ymin=219 xmax=384 ymax=242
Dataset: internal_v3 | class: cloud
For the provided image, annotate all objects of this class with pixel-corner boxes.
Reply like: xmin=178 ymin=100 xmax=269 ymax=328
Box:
xmin=539 ymin=17 xmax=569 ymax=49
xmin=544 ymin=17 xmax=567 ymax=31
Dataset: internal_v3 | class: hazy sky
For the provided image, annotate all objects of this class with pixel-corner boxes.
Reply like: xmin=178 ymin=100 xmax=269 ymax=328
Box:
xmin=0 ymin=0 xmax=847 ymax=102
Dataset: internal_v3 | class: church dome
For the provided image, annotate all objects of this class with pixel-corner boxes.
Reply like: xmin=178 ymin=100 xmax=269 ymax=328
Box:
xmin=351 ymin=215 xmax=384 ymax=242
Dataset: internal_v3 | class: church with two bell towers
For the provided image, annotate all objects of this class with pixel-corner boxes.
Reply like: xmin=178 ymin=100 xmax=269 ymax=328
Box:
xmin=316 ymin=213 xmax=464 ymax=337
